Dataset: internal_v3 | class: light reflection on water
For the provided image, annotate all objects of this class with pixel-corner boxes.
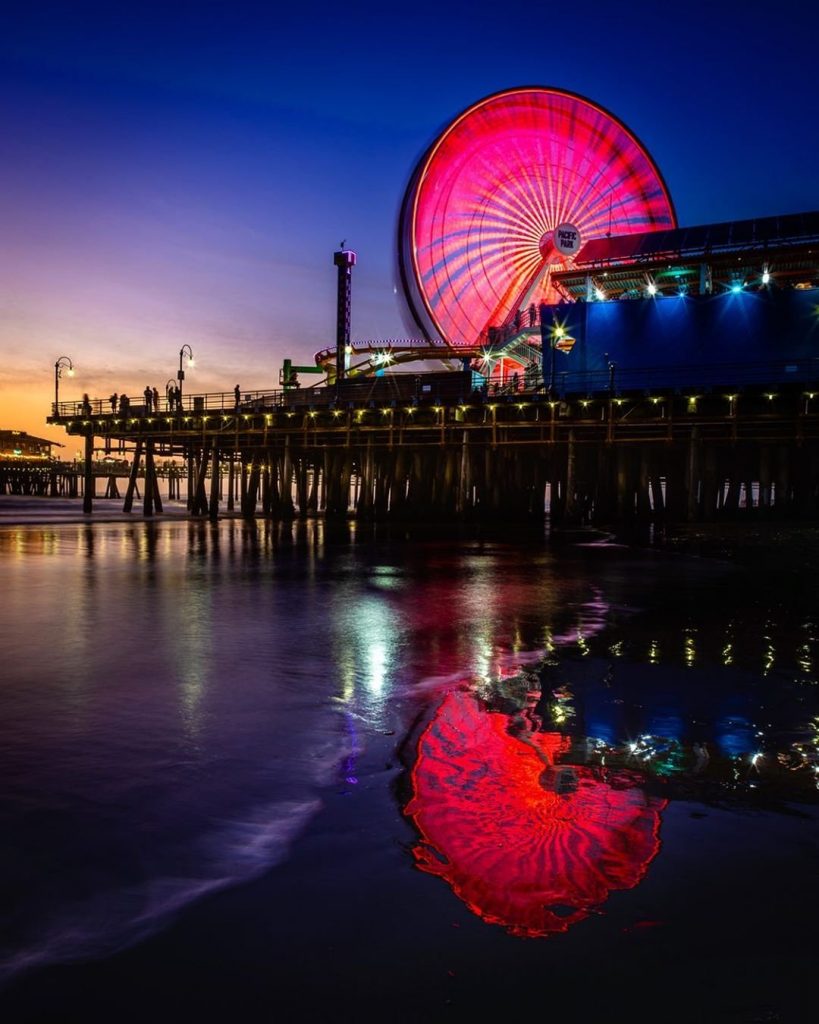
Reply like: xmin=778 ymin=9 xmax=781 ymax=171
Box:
xmin=405 ymin=685 xmax=668 ymax=938
xmin=0 ymin=517 xmax=817 ymax=979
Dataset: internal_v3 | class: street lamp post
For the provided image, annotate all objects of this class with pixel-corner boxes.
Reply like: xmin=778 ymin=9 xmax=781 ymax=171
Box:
xmin=178 ymin=345 xmax=194 ymax=409
xmin=54 ymin=356 xmax=74 ymax=415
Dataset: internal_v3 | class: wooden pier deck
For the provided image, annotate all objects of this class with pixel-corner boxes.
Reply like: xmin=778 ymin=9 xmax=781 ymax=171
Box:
xmin=43 ymin=379 xmax=819 ymax=525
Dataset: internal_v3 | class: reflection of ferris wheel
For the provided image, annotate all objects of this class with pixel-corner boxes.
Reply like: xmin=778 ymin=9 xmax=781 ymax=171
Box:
xmin=398 ymin=87 xmax=676 ymax=350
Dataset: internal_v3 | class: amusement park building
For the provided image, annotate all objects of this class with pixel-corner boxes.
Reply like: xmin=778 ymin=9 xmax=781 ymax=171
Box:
xmin=41 ymin=86 xmax=819 ymax=527
xmin=0 ymin=430 xmax=61 ymax=461
xmin=386 ymin=88 xmax=819 ymax=395
xmin=537 ymin=210 xmax=819 ymax=395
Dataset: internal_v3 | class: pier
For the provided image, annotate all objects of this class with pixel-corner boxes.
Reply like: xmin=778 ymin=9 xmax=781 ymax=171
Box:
xmin=38 ymin=219 xmax=819 ymax=528
xmin=44 ymin=373 xmax=819 ymax=525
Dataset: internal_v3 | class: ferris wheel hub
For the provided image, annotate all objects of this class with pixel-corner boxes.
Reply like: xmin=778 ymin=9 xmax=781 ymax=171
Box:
xmin=552 ymin=223 xmax=583 ymax=258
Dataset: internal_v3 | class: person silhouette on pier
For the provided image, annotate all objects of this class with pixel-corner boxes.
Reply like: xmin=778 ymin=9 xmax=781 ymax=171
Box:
xmin=152 ymin=387 xmax=160 ymax=413
xmin=82 ymin=394 xmax=92 ymax=417
xmin=110 ymin=393 xmax=118 ymax=414
xmin=234 ymin=384 xmax=241 ymax=411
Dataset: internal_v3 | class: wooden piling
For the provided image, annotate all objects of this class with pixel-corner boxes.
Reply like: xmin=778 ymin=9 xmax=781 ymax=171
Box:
xmin=82 ymin=433 xmax=94 ymax=514
xmin=123 ymin=440 xmax=143 ymax=513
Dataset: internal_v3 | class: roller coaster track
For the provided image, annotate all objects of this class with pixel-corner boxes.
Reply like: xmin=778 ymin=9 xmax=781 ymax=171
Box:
xmin=313 ymin=331 xmax=542 ymax=383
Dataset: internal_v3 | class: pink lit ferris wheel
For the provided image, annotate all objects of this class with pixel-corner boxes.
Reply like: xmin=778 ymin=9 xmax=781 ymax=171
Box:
xmin=398 ymin=87 xmax=676 ymax=349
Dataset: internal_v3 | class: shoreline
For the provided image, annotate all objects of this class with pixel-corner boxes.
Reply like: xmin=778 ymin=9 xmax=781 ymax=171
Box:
xmin=3 ymin=494 xmax=819 ymax=570
xmin=4 ymin=493 xmax=818 ymax=557
xmin=655 ymin=520 xmax=819 ymax=567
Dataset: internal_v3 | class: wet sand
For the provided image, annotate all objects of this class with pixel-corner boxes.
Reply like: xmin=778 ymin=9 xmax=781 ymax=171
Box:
xmin=3 ymin=721 xmax=816 ymax=1023
xmin=0 ymin=502 xmax=816 ymax=1022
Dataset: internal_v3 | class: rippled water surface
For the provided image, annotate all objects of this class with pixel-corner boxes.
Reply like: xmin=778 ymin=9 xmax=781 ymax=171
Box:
xmin=1 ymin=515 xmax=817 ymax=1021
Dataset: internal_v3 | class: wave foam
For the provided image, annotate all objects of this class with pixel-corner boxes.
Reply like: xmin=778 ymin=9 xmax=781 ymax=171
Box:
xmin=0 ymin=797 xmax=320 ymax=986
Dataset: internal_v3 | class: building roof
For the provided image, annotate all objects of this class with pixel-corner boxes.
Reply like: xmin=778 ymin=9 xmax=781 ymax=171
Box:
xmin=0 ymin=430 xmax=63 ymax=449
xmin=551 ymin=210 xmax=819 ymax=301
xmin=572 ymin=211 xmax=819 ymax=268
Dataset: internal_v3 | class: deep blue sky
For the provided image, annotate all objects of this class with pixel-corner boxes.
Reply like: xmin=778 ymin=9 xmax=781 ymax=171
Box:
xmin=2 ymin=0 xmax=817 ymax=436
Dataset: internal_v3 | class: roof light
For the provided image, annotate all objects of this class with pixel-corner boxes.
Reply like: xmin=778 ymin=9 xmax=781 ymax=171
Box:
xmin=594 ymin=287 xmax=605 ymax=301
xmin=646 ymin=282 xmax=657 ymax=296
xmin=762 ymin=269 xmax=771 ymax=285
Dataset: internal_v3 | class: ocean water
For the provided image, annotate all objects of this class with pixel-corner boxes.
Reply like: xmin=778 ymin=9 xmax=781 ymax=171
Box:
xmin=0 ymin=511 xmax=817 ymax=1020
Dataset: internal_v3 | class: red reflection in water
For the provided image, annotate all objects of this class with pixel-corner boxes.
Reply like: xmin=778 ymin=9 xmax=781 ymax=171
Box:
xmin=405 ymin=689 xmax=666 ymax=936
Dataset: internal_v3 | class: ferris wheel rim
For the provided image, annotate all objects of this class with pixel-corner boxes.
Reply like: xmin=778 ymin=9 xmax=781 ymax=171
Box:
xmin=398 ymin=85 xmax=677 ymax=348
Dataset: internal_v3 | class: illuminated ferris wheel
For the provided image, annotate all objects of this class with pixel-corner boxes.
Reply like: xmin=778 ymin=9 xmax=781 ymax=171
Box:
xmin=398 ymin=87 xmax=676 ymax=349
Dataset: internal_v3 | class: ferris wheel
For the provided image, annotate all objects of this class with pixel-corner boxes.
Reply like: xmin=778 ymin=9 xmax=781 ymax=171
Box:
xmin=398 ymin=87 xmax=676 ymax=350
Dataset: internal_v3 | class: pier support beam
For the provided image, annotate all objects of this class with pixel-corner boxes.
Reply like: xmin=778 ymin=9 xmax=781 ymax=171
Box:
xmin=123 ymin=441 xmax=143 ymax=513
xmin=227 ymin=454 xmax=235 ymax=511
xmin=191 ymin=446 xmax=210 ymax=516
xmin=208 ymin=438 xmax=220 ymax=521
xmin=144 ymin=440 xmax=161 ymax=517
xmin=83 ymin=433 xmax=94 ymax=514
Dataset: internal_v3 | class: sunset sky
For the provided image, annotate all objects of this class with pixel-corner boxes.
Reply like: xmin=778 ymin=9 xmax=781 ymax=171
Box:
xmin=2 ymin=0 xmax=817 ymax=442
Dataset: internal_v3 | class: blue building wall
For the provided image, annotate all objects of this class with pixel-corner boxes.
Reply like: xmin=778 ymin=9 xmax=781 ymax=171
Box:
xmin=543 ymin=288 xmax=819 ymax=392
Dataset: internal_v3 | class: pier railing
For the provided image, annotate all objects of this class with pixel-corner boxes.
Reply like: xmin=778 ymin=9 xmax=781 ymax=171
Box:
xmin=53 ymin=388 xmax=288 ymax=419
xmin=51 ymin=354 xmax=819 ymax=422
